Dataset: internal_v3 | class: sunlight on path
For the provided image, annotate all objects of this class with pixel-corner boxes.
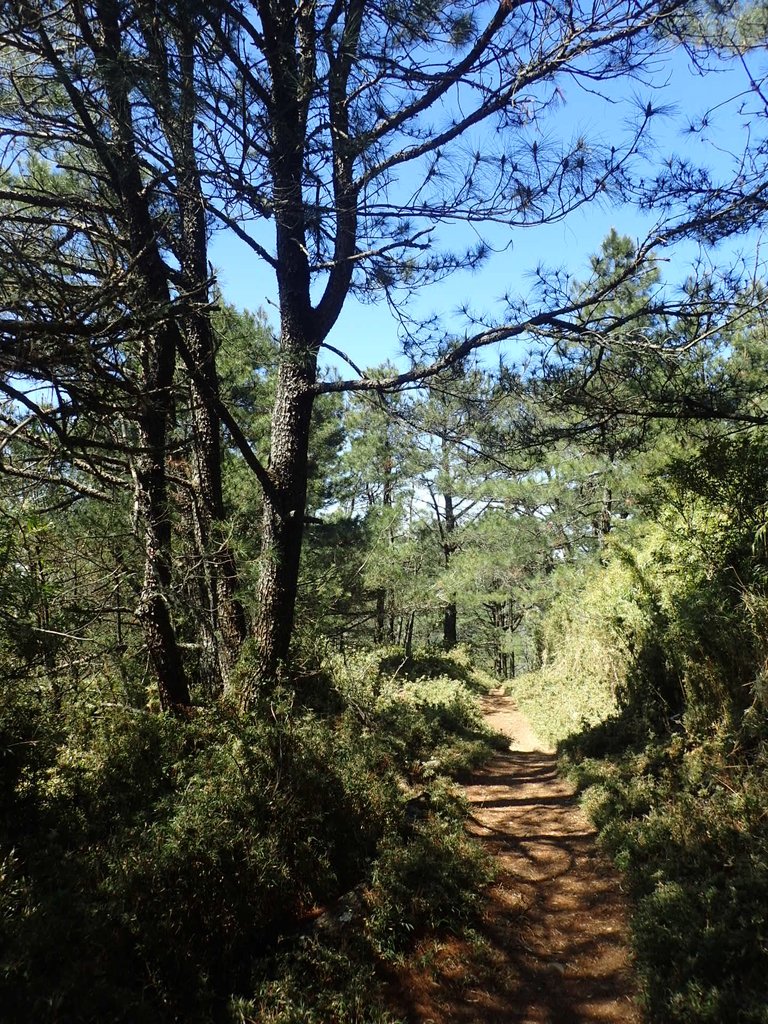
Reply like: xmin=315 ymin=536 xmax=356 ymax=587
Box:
xmin=463 ymin=691 xmax=640 ymax=1024
xmin=386 ymin=691 xmax=640 ymax=1024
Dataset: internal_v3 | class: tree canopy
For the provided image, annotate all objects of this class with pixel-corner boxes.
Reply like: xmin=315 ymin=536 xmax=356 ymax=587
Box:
xmin=5 ymin=0 xmax=761 ymax=702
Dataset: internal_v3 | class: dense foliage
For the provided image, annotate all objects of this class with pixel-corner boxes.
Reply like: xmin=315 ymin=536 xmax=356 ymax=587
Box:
xmin=1 ymin=0 xmax=768 ymax=1006
xmin=0 ymin=646 xmax=499 ymax=1023
xmin=4 ymin=215 xmax=768 ymax=1017
xmin=510 ymin=426 xmax=768 ymax=1022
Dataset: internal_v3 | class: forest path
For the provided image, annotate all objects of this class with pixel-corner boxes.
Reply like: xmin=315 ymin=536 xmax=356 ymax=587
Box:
xmin=387 ymin=691 xmax=640 ymax=1023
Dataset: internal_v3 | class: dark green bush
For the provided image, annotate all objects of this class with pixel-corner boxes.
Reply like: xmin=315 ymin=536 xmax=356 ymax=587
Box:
xmin=564 ymin=721 xmax=768 ymax=1024
xmin=0 ymin=676 xmax=59 ymax=821
xmin=239 ymin=936 xmax=403 ymax=1024
xmin=0 ymin=698 xmax=402 ymax=1022
xmin=367 ymin=813 xmax=491 ymax=954
xmin=1 ymin=651 xmax=499 ymax=1023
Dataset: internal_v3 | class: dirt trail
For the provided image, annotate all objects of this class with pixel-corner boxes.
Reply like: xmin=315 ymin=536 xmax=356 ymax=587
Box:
xmin=387 ymin=691 xmax=640 ymax=1024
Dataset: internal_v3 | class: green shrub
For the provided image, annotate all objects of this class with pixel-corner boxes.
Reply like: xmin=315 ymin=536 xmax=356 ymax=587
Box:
xmin=0 ymin=649 xmax=499 ymax=1023
xmin=367 ymin=813 xmax=492 ymax=954
xmin=564 ymin=721 xmax=768 ymax=1023
xmin=0 ymin=699 xmax=401 ymax=1021
xmin=374 ymin=674 xmax=486 ymax=767
xmin=236 ymin=936 xmax=404 ymax=1024
xmin=375 ymin=645 xmax=493 ymax=692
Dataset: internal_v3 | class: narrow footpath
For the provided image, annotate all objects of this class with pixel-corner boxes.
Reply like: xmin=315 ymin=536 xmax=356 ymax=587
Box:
xmin=388 ymin=691 xmax=640 ymax=1024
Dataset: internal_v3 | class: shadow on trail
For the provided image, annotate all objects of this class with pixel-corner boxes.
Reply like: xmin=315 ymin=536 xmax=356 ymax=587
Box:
xmin=465 ymin=746 xmax=637 ymax=1022
xmin=384 ymin=697 xmax=639 ymax=1023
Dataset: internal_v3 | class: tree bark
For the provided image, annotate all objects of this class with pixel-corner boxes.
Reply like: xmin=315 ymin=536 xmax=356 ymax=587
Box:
xmin=404 ymin=610 xmax=416 ymax=658
xmin=181 ymin=274 xmax=247 ymax=691
xmin=165 ymin=18 xmax=247 ymax=691
xmin=249 ymin=350 xmax=317 ymax=694
xmin=443 ymin=602 xmax=458 ymax=650
xmin=375 ymin=589 xmax=387 ymax=645
xmin=87 ymin=1 xmax=192 ymax=711
xmin=133 ymin=327 xmax=192 ymax=712
xmin=375 ymin=448 xmax=396 ymax=645
xmin=442 ymin=481 xmax=457 ymax=649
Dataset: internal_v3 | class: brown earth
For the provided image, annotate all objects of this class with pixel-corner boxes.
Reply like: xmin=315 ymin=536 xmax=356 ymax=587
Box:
xmin=385 ymin=690 xmax=641 ymax=1024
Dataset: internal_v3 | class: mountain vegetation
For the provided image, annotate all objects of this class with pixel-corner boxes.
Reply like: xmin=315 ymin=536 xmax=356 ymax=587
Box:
xmin=2 ymin=0 xmax=768 ymax=1020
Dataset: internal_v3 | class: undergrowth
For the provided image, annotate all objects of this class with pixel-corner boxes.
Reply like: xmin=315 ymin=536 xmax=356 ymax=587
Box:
xmin=562 ymin=715 xmax=768 ymax=1024
xmin=508 ymin=461 xmax=768 ymax=1024
xmin=513 ymin=659 xmax=768 ymax=1024
xmin=0 ymin=647 xmax=497 ymax=1024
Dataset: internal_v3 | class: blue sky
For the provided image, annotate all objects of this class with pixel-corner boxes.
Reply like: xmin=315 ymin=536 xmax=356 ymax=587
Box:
xmin=209 ymin=44 xmax=766 ymax=377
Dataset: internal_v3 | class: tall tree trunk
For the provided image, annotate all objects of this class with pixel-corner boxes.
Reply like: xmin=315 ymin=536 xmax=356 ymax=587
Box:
xmin=443 ymin=602 xmax=458 ymax=650
xmin=387 ymin=612 xmax=397 ymax=644
xmin=404 ymin=610 xmax=416 ymax=658
xmin=505 ymin=596 xmax=515 ymax=679
xmin=184 ymin=315 xmax=247 ymax=691
xmin=487 ymin=599 xmax=507 ymax=678
xmin=375 ymin=589 xmax=387 ymax=644
xmin=384 ymin=461 xmax=398 ymax=644
xmin=91 ymin=1 xmax=192 ymax=709
xmin=133 ymin=331 xmax=191 ymax=712
xmin=600 ymin=485 xmax=613 ymax=543
xmin=442 ymin=483 xmax=457 ymax=649
xmin=375 ymin=450 xmax=396 ymax=645
xmin=172 ymin=26 xmax=246 ymax=691
xmin=250 ymin=353 xmax=316 ymax=694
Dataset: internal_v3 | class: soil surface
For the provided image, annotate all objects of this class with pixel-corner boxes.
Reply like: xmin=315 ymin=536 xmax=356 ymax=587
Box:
xmin=386 ymin=690 xmax=640 ymax=1024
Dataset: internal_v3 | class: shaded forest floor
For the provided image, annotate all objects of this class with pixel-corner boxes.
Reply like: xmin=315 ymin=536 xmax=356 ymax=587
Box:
xmin=384 ymin=692 xmax=640 ymax=1023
